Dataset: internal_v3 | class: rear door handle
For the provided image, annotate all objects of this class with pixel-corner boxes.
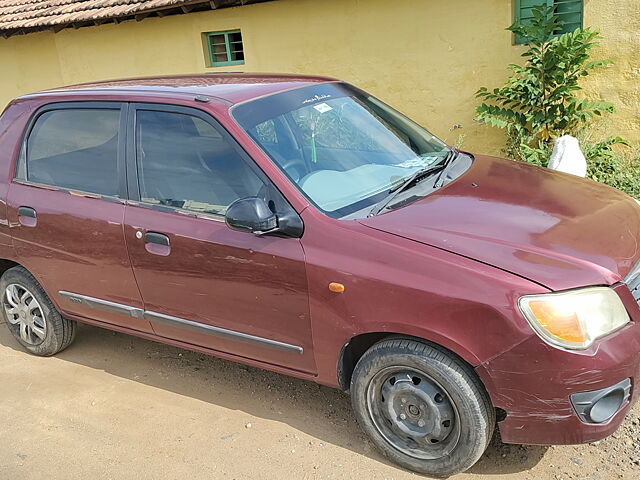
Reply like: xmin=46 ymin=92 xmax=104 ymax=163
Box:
xmin=144 ymin=232 xmax=170 ymax=246
xmin=17 ymin=206 xmax=37 ymax=227
xmin=142 ymin=231 xmax=171 ymax=256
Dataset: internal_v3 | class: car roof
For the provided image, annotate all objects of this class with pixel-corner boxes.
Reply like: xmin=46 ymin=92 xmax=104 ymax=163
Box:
xmin=19 ymin=73 xmax=338 ymax=105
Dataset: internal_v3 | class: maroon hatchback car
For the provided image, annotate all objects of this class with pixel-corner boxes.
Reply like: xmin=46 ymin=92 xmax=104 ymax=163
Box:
xmin=0 ymin=74 xmax=638 ymax=477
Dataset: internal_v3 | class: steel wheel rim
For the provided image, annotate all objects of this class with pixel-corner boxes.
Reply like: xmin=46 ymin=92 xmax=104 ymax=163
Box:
xmin=366 ymin=366 xmax=461 ymax=460
xmin=3 ymin=283 xmax=47 ymax=346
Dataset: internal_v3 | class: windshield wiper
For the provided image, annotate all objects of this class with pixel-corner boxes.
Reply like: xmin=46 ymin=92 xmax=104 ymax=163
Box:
xmin=433 ymin=148 xmax=460 ymax=188
xmin=368 ymin=162 xmax=447 ymax=217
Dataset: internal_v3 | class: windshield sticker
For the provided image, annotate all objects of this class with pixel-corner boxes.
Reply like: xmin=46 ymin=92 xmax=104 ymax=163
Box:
xmin=303 ymin=94 xmax=332 ymax=104
xmin=313 ymin=103 xmax=333 ymax=113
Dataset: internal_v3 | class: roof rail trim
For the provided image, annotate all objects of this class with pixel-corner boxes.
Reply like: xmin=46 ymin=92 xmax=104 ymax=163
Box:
xmin=18 ymin=88 xmax=234 ymax=106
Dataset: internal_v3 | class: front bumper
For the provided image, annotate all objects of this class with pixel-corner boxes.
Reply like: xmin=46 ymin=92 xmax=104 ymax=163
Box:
xmin=476 ymin=283 xmax=640 ymax=445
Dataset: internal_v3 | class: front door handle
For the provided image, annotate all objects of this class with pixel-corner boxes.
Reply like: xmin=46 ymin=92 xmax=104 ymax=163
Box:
xmin=144 ymin=232 xmax=170 ymax=246
xmin=143 ymin=232 xmax=171 ymax=256
xmin=17 ymin=206 xmax=37 ymax=227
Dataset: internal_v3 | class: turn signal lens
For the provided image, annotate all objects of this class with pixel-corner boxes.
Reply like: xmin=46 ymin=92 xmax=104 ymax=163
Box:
xmin=527 ymin=300 xmax=587 ymax=343
xmin=519 ymin=287 xmax=629 ymax=350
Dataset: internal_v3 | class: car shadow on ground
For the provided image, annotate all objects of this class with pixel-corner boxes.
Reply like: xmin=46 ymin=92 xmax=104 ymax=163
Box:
xmin=0 ymin=322 xmax=548 ymax=476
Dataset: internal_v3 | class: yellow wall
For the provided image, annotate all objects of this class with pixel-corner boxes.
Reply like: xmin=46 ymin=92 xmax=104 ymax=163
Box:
xmin=0 ymin=0 xmax=637 ymax=155
xmin=581 ymin=0 xmax=640 ymax=147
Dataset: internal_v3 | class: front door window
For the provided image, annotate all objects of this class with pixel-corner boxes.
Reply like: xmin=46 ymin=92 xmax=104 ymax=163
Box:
xmin=135 ymin=109 xmax=265 ymax=215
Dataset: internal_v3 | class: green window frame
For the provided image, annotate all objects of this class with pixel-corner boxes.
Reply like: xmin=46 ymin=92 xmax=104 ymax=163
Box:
xmin=206 ymin=30 xmax=245 ymax=67
xmin=514 ymin=0 xmax=583 ymax=44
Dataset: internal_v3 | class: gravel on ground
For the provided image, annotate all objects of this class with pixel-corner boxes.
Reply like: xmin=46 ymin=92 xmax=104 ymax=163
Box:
xmin=0 ymin=323 xmax=638 ymax=480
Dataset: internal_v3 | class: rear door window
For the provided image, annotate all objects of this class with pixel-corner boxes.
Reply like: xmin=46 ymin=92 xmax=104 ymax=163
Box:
xmin=22 ymin=107 xmax=121 ymax=196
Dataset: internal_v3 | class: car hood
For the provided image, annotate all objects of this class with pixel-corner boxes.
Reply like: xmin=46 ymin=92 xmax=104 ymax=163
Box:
xmin=359 ymin=154 xmax=640 ymax=290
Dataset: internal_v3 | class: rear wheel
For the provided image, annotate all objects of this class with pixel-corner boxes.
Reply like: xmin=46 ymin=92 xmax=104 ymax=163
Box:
xmin=350 ymin=338 xmax=495 ymax=477
xmin=0 ymin=266 xmax=76 ymax=356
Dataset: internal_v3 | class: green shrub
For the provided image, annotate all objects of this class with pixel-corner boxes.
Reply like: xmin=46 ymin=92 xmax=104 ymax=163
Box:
xmin=476 ymin=5 xmax=613 ymax=150
xmin=474 ymin=4 xmax=640 ymax=199
xmin=585 ymin=140 xmax=640 ymax=199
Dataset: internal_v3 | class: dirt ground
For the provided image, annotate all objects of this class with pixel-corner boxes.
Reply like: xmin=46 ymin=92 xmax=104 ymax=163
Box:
xmin=1 ymin=321 xmax=638 ymax=480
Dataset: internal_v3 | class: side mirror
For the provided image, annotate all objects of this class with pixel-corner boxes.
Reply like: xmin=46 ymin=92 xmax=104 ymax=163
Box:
xmin=225 ymin=197 xmax=278 ymax=235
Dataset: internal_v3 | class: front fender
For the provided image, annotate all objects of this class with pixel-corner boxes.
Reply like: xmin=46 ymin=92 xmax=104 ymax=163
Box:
xmin=300 ymin=212 xmax=548 ymax=387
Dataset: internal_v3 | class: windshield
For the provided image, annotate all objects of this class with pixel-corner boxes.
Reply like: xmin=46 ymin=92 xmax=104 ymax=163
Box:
xmin=232 ymin=83 xmax=450 ymax=218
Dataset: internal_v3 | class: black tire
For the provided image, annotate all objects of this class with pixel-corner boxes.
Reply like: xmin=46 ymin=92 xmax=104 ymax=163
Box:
xmin=0 ymin=266 xmax=76 ymax=356
xmin=350 ymin=338 xmax=495 ymax=477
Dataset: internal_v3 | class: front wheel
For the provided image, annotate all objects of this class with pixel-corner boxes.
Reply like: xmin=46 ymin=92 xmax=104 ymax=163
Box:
xmin=350 ymin=338 xmax=495 ymax=477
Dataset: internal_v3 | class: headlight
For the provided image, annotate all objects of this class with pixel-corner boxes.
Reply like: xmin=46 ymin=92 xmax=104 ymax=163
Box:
xmin=518 ymin=287 xmax=630 ymax=350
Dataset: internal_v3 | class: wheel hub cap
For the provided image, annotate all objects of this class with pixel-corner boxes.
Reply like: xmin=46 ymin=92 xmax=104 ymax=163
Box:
xmin=3 ymin=283 xmax=46 ymax=346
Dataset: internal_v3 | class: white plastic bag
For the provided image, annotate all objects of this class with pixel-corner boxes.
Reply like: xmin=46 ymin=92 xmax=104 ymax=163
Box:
xmin=547 ymin=135 xmax=587 ymax=177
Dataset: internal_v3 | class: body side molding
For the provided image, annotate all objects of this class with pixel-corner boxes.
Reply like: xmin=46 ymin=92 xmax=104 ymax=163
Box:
xmin=57 ymin=291 xmax=303 ymax=354
xmin=59 ymin=291 xmax=144 ymax=318
xmin=144 ymin=310 xmax=304 ymax=354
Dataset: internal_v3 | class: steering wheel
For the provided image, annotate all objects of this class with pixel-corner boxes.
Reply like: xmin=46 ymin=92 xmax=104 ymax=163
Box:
xmin=271 ymin=151 xmax=307 ymax=182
